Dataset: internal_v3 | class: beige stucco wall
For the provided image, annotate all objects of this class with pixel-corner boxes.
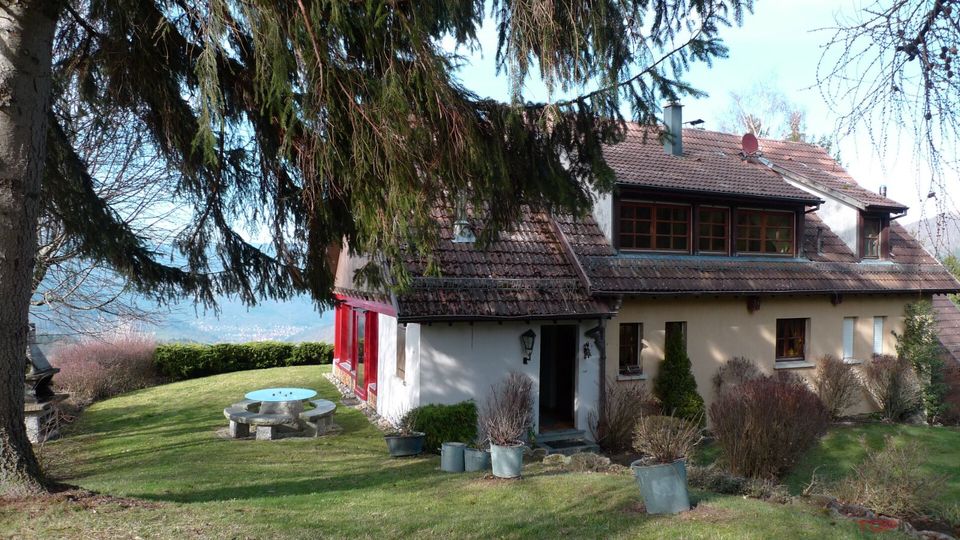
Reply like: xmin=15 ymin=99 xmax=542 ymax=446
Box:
xmin=606 ymin=294 xmax=927 ymax=416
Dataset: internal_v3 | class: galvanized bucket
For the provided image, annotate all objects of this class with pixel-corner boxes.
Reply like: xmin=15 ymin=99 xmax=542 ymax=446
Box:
xmin=490 ymin=443 xmax=524 ymax=478
xmin=463 ymin=448 xmax=491 ymax=472
xmin=630 ymin=459 xmax=690 ymax=514
xmin=440 ymin=442 xmax=466 ymax=472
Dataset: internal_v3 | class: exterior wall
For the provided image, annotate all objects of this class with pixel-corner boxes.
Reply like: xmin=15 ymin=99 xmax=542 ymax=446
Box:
xmin=591 ymin=189 xmax=614 ymax=243
xmin=606 ymin=295 xmax=917 ymax=416
xmin=782 ymin=178 xmax=860 ymax=254
xmin=376 ymin=316 xmax=422 ymax=424
xmin=418 ymin=321 xmax=601 ymax=437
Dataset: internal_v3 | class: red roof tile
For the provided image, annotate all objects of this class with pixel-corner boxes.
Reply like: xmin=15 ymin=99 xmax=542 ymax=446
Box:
xmin=603 ymin=126 xmax=821 ymax=203
xmin=396 ymin=209 xmax=614 ymax=322
xmin=934 ymin=295 xmax=960 ymax=364
xmin=605 ymin=126 xmax=906 ymax=211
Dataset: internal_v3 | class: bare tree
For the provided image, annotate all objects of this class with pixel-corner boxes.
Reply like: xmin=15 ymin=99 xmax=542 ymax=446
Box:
xmin=719 ymin=81 xmax=807 ymax=141
xmin=819 ymin=0 xmax=960 ymax=252
xmin=32 ymin=104 xmax=177 ymax=338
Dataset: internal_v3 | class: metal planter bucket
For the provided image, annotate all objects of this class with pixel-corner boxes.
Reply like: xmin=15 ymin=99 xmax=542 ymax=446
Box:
xmin=464 ymin=448 xmax=491 ymax=472
xmin=441 ymin=442 xmax=466 ymax=472
xmin=490 ymin=443 xmax=524 ymax=479
xmin=384 ymin=432 xmax=426 ymax=457
xmin=630 ymin=459 xmax=690 ymax=514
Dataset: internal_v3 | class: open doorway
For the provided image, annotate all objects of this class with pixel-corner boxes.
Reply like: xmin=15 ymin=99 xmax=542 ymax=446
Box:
xmin=538 ymin=325 xmax=578 ymax=432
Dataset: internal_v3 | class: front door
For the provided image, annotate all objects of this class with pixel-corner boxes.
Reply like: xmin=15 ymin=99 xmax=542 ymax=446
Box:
xmin=538 ymin=325 xmax=578 ymax=432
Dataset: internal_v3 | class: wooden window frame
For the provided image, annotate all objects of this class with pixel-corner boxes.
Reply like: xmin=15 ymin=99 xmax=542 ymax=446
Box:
xmin=618 ymin=323 xmax=644 ymax=375
xmin=665 ymin=321 xmax=687 ymax=349
xmin=617 ymin=201 xmax=691 ymax=253
xmin=697 ymin=206 xmax=730 ymax=255
xmin=859 ymin=214 xmax=886 ymax=260
xmin=776 ymin=318 xmax=807 ymax=362
xmin=734 ymin=208 xmax=796 ymax=256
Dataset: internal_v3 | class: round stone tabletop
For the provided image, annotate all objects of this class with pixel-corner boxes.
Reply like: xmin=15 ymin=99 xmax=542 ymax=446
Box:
xmin=245 ymin=387 xmax=318 ymax=402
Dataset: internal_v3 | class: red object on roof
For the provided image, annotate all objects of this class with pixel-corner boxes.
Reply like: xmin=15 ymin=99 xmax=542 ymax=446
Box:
xmin=741 ymin=133 xmax=759 ymax=155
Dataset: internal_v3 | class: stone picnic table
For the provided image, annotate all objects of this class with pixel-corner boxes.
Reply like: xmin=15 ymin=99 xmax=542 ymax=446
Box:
xmin=223 ymin=387 xmax=336 ymax=440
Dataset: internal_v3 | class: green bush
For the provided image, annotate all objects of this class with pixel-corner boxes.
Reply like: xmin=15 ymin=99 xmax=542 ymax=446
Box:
xmin=154 ymin=341 xmax=333 ymax=380
xmin=406 ymin=401 xmax=478 ymax=453
xmin=653 ymin=330 xmax=705 ymax=422
xmin=290 ymin=342 xmax=334 ymax=366
xmin=895 ymin=300 xmax=947 ymax=421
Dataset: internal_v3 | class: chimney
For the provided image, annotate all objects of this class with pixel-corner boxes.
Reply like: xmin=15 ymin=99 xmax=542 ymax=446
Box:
xmin=663 ymin=101 xmax=683 ymax=156
xmin=879 ymin=185 xmax=888 ymax=197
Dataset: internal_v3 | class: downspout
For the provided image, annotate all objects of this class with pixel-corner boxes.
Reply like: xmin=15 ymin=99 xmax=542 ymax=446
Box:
xmin=597 ymin=317 xmax=607 ymax=419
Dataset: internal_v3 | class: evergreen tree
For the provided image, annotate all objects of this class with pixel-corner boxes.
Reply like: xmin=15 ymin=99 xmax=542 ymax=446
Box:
xmin=894 ymin=300 xmax=947 ymax=422
xmin=654 ymin=329 xmax=705 ymax=422
xmin=0 ymin=0 xmax=747 ymax=494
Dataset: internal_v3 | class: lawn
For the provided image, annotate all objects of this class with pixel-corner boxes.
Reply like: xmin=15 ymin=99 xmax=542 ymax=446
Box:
xmin=785 ymin=422 xmax=960 ymax=504
xmin=1 ymin=366 xmax=902 ymax=539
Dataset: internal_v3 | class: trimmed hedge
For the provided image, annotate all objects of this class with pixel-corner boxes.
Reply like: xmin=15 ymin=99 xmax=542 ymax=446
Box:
xmin=405 ymin=401 xmax=478 ymax=454
xmin=154 ymin=341 xmax=333 ymax=380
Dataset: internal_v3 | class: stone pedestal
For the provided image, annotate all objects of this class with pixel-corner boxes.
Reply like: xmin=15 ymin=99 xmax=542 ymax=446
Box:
xmin=228 ymin=420 xmax=250 ymax=438
xmin=23 ymin=395 xmax=66 ymax=444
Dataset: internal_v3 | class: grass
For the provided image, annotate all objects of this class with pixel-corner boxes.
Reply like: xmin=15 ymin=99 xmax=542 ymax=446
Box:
xmin=785 ymin=423 xmax=960 ymax=502
xmin=1 ymin=366 xmax=903 ymax=539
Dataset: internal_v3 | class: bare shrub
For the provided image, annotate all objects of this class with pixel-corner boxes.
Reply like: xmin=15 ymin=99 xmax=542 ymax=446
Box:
xmin=862 ymin=354 xmax=922 ymax=422
xmin=834 ymin=437 xmax=945 ymax=517
xmin=589 ymin=379 xmax=659 ymax=453
xmin=712 ymin=356 xmax=761 ymax=396
xmin=479 ymin=372 xmax=534 ymax=446
xmin=710 ymin=375 xmax=830 ymax=479
xmin=632 ymin=415 xmax=702 ymax=464
xmin=814 ymin=354 xmax=862 ymax=419
xmin=51 ymin=334 xmax=160 ymax=407
xmin=687 ymin=464 xmax=791 ymax=503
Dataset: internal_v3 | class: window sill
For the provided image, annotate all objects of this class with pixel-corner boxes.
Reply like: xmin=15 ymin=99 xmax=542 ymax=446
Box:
xmin=617 ymin=373 xmax=647 ymax=381
xmin=774 ymin=360 xmax=815 ymax=370
xmin=842 ymin=358 xmax=863 ymax=365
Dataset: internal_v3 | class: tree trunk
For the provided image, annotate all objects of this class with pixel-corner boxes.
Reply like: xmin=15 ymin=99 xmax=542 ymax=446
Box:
xmin=0 ymin=0 xmax=61 ymax=497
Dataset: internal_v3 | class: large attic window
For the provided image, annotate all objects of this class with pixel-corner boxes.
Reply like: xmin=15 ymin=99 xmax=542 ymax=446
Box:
xmin=735 ymin=209 xmax=794 ymax=256
xmin=618 ymin=202 xmax=690 ymax=252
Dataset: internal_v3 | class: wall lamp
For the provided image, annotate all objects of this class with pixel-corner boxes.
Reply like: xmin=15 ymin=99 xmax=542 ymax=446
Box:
xmin=520 ymin=329 xmax=536 ymax=364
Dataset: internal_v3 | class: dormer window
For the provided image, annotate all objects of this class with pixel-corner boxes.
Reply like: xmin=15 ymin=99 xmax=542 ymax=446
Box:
xmin=618 ymin=202 xmax=690 ymax=252
xmin=735 ymin=209 xmax=795 ymax=256
xmin=861 ymin=217 xmax=881 ymax=259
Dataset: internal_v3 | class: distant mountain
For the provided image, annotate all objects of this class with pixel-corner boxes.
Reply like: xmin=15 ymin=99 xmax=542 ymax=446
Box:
xmin=902 ymin=214 xmax=960 ymax=258
xmin=35 ymin=293 xmax=334 ymax=345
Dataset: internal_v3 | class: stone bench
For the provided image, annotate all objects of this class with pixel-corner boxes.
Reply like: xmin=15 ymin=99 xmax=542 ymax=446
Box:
xmin=299 ymin=399 xmax=337 ymax=437
xmin=223 ymin=400 xmax=296 ymax=440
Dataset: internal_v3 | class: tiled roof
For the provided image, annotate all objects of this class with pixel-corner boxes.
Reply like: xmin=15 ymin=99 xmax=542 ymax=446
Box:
xmin=395 ymin=209 xmax=614 ymax=322
xmin=605 ymin=126 xmax=906 ymax=210
xmin=604 ymin=125 xmax=820 ymax=203
xmin=749 ymin=135 xmax=907 ymax=211
xmin=583 ymin=256 xmax=958 ymax=295
xmin=934 ymin=295 xmax=960 ymax=364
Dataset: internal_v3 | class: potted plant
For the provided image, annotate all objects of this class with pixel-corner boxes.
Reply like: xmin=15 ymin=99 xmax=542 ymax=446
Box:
xmin=464 ymin=430 xmax=491 ymax=472
xmin=384 ymin=409 xmax=426 ymax=457
xmin=479 ymin=372 xmax=534 ymax=479
xmin=629 ymin=415 xmax=703 ymax=514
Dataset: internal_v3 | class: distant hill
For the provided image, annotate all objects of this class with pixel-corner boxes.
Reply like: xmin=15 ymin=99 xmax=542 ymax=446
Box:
xmin=34 ymin=293 xmax=334 ymax=345
xmin=902 ymin=214 xmax=960 ymax=258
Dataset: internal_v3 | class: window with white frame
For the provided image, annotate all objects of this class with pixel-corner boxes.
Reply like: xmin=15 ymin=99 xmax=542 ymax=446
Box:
xmin=396 ymin=324 xmax=407 ymax=380
xmin=873 ymin=316 xmax=885 ymax=356
xmin=842 ymin=317 xmax=856 ymax=360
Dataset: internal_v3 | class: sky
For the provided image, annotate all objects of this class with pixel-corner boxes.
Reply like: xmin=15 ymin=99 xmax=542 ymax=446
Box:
xmin=446 ymin=0 xmax=955 ymax=224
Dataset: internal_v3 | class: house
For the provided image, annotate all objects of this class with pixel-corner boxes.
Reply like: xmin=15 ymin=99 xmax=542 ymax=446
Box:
xmin=333 ymin=102 xmax=960 ymax=438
